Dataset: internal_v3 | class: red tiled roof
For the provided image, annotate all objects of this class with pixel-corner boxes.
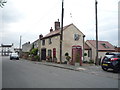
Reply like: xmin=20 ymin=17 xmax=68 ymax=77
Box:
xmin=86 ymin=40 xmax=115 ymax=51
xmin=41 ymin=24 xmax=73 ymax=39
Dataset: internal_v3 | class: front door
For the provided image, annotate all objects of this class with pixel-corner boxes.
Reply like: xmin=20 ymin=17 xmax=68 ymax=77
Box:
xmin=72 ymin=45 xmax=82 ymax=66
xmin=41 ymin=48 xmax=46 ymax=60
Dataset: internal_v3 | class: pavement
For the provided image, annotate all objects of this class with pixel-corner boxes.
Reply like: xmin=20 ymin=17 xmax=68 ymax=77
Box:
xmin=21 ymin=59 xmax=119 ymax=80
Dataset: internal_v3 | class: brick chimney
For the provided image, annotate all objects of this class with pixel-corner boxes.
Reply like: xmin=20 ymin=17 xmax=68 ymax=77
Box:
xmin=39 ymin=34 xmax=43 ymax=39
xmin=54 ymin=19 xmax=60 ymax=30
xmin=50 ymin=27 xmax=53 ymax=32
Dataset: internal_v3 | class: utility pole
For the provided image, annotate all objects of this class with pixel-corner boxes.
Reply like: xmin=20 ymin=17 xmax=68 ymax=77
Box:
xmin=95 ymin=0 xmax=98 ymax=65
xmin=19 ymin=35 xmax=22 ymax=49
xmin=60 ymin=0 xmax=64 ymax=64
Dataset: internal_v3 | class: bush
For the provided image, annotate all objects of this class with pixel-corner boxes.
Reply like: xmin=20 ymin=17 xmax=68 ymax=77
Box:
xmin=30 ymin=48 xmax=38 ymax=56
xmin=83 ymin=60 xmax=88 ymax=63
xmin=88 ymin=60 xmax=94 ymax=64
xmin=84 ymin=53 xmax=87 ymax=56
xmin=34 ymin=55 xmax=40 ymax=61
xmin=66 ymin=56 xmax=71 ymax=61
xmin=65 ymin=52 xmax=69 ymax=56
xmin=65 ymin=52 xmax=71 ymax=61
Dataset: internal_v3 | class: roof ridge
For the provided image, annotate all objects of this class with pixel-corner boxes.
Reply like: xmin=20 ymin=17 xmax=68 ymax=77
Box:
xmin=42 ymin=23 xmax=73 ymax=39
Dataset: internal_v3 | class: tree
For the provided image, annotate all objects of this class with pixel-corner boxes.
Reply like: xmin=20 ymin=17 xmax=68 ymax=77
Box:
xmin=0 ymin=0 xmax=7 ymax=8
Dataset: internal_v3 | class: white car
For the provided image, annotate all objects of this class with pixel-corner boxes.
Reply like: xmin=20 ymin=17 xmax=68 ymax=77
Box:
xmin=10 ymin=53 xmax=19 ymax=60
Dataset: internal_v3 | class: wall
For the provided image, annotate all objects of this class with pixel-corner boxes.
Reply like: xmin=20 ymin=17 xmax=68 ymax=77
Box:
xmin=63 ymin=24 xmax=84 ymax=61
xmin=86 ymin=41 xmax=96 ymax=62
xmin=41 ymin=35 xmax=60 ymax=62
xmin=84 ymin=50 xmax=91 ymax=61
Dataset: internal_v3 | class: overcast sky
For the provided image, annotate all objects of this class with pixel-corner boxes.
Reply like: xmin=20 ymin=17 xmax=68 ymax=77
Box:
xmin=0 ymin=0 xmax=119 ymax=48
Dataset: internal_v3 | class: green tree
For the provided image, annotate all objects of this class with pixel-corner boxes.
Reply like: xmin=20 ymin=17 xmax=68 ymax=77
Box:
xmin=30 ymin=48 xmax=38 ymax=56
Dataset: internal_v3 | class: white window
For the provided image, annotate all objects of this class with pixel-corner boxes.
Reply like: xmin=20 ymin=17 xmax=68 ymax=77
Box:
xmin=74 ymin=34 xmax=80 ymax=41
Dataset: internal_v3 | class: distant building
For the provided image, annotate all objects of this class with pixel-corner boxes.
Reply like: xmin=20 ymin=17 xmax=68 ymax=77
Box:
xmin=84 ymin=40 xmax=115 ymax=62
xmin=0 ymin=44 xmax=14 ymax=56
xmin=22 ymin=42 xmax=32 ymax=53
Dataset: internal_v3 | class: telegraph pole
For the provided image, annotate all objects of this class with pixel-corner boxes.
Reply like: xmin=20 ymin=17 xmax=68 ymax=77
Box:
xmin=60 ymin=0 xmax=64 ymax=64
xmin=19 ymin=35 xmax=22 ymax=49
xmin=95 ymin=0 xmax=98 ymax=65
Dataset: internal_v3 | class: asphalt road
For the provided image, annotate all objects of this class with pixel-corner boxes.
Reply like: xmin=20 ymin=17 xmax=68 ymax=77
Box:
xmin=2 ymin=56 xmax=118 ymax=88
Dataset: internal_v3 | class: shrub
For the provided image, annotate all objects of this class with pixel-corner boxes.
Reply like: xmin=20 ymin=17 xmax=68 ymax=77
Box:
xmin=66 ymin=56 xmax=71 ymax=61
xmin=83 ymin=60 xmax=88 ymax=63
xmin=34 ymin=55 xmax=40 ymax=61
xmin=30 ymin=48 xmax=38 ymax=56
xmin=88 ymin=60 xmax=94 ymax=64
xmin=65 ymin=52 xmax=69 ymax=56
xmin=84 ymin=53 xmax=87 ymax=56
xmin=65 ymin=52 xmax=71 ymax=61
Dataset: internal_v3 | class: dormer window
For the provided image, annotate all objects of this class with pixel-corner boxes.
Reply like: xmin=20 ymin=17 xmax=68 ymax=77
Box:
xmin=74 ymin=34 xmax=80 ymax=41
xmin=101 ymin=43 xmax=109 ymax=48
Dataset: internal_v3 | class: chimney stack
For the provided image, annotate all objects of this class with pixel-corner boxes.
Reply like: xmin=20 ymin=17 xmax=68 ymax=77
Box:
xmin=39 ymin=34 xmax=43 ymax=39
xmin=55 ymin=19 xmax=60 ymax=30
xmin=50 ymin=27 xmax=53 ymax=32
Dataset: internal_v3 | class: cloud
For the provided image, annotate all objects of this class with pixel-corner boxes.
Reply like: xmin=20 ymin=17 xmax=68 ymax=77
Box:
xmin=1 ymin=1 xmax=24 ymax=24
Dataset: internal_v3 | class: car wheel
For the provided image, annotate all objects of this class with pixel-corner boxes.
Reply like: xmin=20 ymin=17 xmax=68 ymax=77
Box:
xmin=102 ymin=66 xmax=108 ymax=71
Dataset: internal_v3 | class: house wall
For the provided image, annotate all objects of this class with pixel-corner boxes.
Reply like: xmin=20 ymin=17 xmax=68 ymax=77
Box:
xmin=84 ymin=50 xmax=91 ymax=61
xmin=98 ymin=52 xmax=106 ymax=60
xmin=62 ymin=25 xmax=84 ymax=61
xmin=41 ymin=35 xmax=60 ymax=62
xmin=86 ymin=41 xmax=96 ymax=62
xmin=33 ymin=40 xmax=39 ymax=49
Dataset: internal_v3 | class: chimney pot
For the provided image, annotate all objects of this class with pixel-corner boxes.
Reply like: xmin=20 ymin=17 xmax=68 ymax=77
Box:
xmin=50 ymin=27 xmax=53 ymax=32
xmin=39 ymin=34 xmax=43 ymax=39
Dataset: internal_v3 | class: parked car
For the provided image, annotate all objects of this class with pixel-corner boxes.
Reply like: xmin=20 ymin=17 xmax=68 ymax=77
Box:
xmin=10 ymin=53 xmax=19 ymax=60
xmin=101 ymin=52 xmax=120 ymax=72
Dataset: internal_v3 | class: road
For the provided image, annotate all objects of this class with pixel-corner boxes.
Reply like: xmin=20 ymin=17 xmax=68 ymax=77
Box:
xmin=2 ymin=56 xmax=118 ymax=88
